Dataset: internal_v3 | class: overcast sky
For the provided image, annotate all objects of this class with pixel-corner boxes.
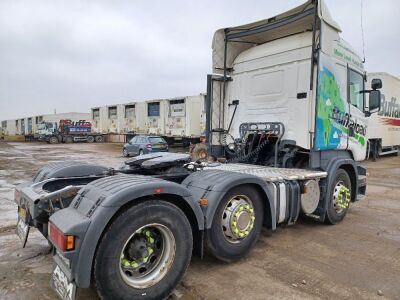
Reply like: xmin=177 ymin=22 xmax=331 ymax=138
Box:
xmin=0 ymin=0 xmax=399 ymax=121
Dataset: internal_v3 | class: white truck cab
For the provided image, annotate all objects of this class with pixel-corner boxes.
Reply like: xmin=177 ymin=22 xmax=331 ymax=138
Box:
xmin=206 ymin=0 xmax=382 ymax=219
xmin=207 ymin=0 xmax=381 ymax=164
xmin=37 ymin=121 xmax=58 ymax=137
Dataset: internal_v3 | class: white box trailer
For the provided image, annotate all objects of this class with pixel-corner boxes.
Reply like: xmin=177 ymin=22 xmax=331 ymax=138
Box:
xmin=122 ymin=103 xmax=139 ymax=133
xmin=163 ymin=94 xmax=206 ymax=146
xmin=1 ymin=119 xmax=17 ymax=136
xmin=90 ymin=96 xmax=205 ymax=145
xmin=367 ymin=72 xmax=400 ymax=159
xmin=92 ymin=103 xmax=141 ymax=134
xmin=91 ymin=107 xmax=108 ymax=133
xmin=142 ymin=100 xmax=167 ymax=135
xmin=104 ymin=105 xmax=120 ymax=133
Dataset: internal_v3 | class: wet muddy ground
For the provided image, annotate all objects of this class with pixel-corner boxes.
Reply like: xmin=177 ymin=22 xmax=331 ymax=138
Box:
xmin=0 ymin=141 xmax=399 ymax=299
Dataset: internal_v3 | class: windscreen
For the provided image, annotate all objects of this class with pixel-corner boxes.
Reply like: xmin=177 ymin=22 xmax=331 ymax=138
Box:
xmin=38 ymin=122 xmax=52 ymax=130
xmin=149 ymin=137 xmax=165 ymax=144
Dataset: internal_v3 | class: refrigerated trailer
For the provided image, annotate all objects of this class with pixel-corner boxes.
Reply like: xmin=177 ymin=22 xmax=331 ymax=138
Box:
xmin=14 ymin=1 xmax=383 ymax=300
xmin=1 ymin=119 xmax=17 ymax=136
xmin=367 ymin=72 xmax=400 ymax=159
xmin=91 ymin=106 xmax=107 ymax=133
xmin=92 ymin=101 xmax=164 ymax=135
xmin=142 ymin=100 xmax=167 ymax=135
xmin=163 ymin=94 xmax=206 ymax=146
xmin=91 ymin=96 xmax=206 ymax=145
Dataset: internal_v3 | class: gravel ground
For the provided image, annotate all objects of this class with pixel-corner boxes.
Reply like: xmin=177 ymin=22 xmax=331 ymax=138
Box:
xmin=0 ymin=141 xmax=399 ymax=299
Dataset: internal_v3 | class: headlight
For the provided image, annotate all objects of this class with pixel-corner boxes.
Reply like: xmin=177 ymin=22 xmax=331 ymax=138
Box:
xmin=228 ymin=143 xmax=236 ymax=151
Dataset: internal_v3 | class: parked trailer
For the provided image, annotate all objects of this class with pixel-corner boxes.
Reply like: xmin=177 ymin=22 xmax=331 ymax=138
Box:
xmin=367 ymin=72 xmax=400 ymax=159
xmin=92 ymin=102 xmax=144 ymax=135
xmin=141 ymin=100 xmax=167 ymax=135
xmin=14 ymin=1 xmax=383 ymax=300
xmin=163 ymin=94 xmax=206 ymax=146
xmin=90 ymin=96 xmax=205 ymax=145
xmin=1 ymin=119 xmax=17 ymax=136
xmin=0 ymin=120 xmax=7 ymax=138
xmin=91 ymin=106 xmax=108 ymax=134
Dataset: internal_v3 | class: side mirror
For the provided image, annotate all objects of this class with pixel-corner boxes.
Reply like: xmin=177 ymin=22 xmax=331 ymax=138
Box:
xmin=371 ymin=78 xmax=382 ymax=90
xmin=369 ymin=90 xmax=381 ymax=113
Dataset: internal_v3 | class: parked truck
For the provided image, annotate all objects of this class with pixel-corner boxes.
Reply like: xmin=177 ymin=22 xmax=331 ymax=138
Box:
xmin=367 ymin=72 xmax=400 ymax=160
xmin=38 ymin=119 xmax=104 ymax=143
xmin=0 ymin=112 xmax=91 ymax=141
xmin=14 ymin=1 xmax=382 ymax=299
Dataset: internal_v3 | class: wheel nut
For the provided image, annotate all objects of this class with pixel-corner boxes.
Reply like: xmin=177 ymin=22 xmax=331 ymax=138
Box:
xmin=122 ymin=259 xmax=130 ymax=267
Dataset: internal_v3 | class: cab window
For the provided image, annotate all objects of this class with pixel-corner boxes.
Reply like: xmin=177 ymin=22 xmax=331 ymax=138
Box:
xmin=348 ymin=69 xmax=365 ymax=110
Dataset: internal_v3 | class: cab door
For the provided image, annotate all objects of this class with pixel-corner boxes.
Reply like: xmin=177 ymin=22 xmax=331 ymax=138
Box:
xmin=347 ymin=68 xmax=368 ymax=161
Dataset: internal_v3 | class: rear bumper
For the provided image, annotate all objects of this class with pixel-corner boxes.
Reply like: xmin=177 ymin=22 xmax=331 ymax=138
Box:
xmin=14 ymin=179 xmax=84 ymax=237
xmin=15 ymin=181 xmax=52 ymax=237
xmin=147 ymin=148 xmax=169 ymax=153
xmin=15 ymin=182 xmax=42 ymax=219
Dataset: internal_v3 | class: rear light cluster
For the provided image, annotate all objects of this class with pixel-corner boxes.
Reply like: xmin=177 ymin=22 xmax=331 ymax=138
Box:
xmin=146 ymin=144 xmax=152 ymax=149
xmin=48 ymin=222 xmax=75 ymax=251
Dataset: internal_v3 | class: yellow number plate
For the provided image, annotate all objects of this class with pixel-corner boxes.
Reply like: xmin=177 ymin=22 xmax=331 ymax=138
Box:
xmin=18 ymin=207 xmax=27 ymax=220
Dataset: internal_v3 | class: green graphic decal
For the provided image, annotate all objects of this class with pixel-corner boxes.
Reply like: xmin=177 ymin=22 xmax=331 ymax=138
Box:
xmin=316 ymin=67 xmax=345 ymax=150
xmin=316 ymin=66 xmax=366 ymax=150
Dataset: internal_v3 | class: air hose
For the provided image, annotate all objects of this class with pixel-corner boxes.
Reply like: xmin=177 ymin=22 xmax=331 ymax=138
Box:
xmin=226 ymin=135 xmax=270 ymax=163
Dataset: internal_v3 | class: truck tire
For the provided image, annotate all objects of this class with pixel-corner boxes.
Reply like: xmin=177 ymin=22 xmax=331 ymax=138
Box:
xmin=206 ymin=185 xmax=263 ymax=262
xmin=94 ymin=200 xmax=193 ymax=300
xmin=95 ymin=135 xmax=104 ymax=143
xmin=49 ymin=136 xmax=59 ymax=144
xmin=325 ymin=169 xmax=351 ymax=225
xmin=65 ymin=136 xmax=73 ymax=143
xmin=87 ymin=136 xmax=95 ymax=143
xmin=371 ymin=139 xmax=380 ymax=161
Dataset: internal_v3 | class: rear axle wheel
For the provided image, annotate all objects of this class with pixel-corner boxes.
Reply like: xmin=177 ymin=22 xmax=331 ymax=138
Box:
xmin=206 ymin=185 xmax=263 ymax=262
xmin=94 ymin=200 xmax=192 ymax=300
xmin=119 ymin=224 xmax=176 ymax=289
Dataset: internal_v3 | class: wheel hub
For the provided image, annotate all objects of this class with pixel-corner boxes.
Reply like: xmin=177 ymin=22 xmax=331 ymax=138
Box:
xmin=119 ymin=225 xmax=175 ymax=288
xmin=222 ymin=196 xmax=255 ymax=243
xmin=332 ymin=182 xmax=350 ymax=213
xmin=127 ymin=236 xmax=150 ymax=261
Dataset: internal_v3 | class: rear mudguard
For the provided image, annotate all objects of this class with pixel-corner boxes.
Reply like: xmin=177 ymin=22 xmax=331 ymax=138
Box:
xmin=182 ymin=169 xmax=276 ymax=230
xmin=49 ymin=174 xmax=204 ymax=288
xmin=33 ymin=160 xmax=109 ymax=182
